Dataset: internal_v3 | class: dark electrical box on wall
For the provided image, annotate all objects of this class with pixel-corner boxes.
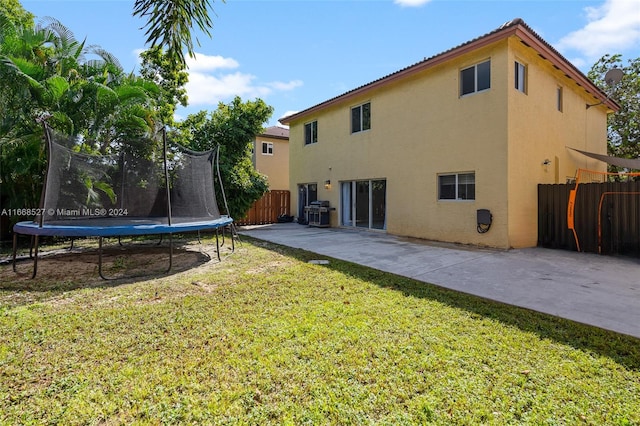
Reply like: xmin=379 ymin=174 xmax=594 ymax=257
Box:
xmin=477 ymin=209 xmax=492 ymax=234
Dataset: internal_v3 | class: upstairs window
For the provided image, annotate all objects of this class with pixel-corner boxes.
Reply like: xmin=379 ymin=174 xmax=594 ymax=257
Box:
xmin=515 ymin=61 xmax=527 ymax=93
xmin=460 ymin=60 xmax=491 ymax=96
xmin=439 ymin=172 xmax=475 ymax=201
xmin=261 ymin=142 xmax=273 ymax=155
xmin=305 ymin=121 xmax=318 ymax=145
xmin=557 ymin=86 xmax=563 ymax=112
xmin=351 ymin=102 xmax=371 ymax=133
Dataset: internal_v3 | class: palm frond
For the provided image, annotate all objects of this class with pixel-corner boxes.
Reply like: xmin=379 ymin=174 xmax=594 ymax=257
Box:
xmin=43 ymin=75 xmax=69 ymax=101
xmin=0 ymin=14 xmax=17 ymax=46
xmin=86 ymin=45 xmax=123 ymax=71
xmin=133 ymin=0 xmax=217 ymax=68
xmin=39 ymin=16 xmax=77 ymax=48
xmin=0 ymin=55 xmax=43 ymax=86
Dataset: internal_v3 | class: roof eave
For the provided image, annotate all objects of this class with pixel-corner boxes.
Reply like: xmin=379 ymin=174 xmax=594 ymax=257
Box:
xmin=280 ymin=28 xmax=514 ymax=125
xmin=280 ymin=20 xmax=619 ymax=125
xmin=257 ymin=134 xmax=289 ymax=141
xmin=512 ymin=26 xmax=620 ymax=112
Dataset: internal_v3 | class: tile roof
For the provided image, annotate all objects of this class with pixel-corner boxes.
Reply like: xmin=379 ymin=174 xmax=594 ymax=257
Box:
xmin=280 ymin=18 xmax=618 ymax=125
xmin=259 ymin=126 xmax=289 ymax=139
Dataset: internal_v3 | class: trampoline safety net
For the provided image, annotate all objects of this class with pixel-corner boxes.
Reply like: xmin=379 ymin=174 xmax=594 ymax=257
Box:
xmin=39 ymin=127 xmax=223 ymax=226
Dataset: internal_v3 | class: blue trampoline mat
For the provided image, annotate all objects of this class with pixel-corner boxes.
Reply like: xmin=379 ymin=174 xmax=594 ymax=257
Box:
xmin=13 ymin=216 xmax=233 ymax=238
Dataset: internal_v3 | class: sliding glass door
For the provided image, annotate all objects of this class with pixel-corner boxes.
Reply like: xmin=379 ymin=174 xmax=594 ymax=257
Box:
xmin=298 ymin=183 xmax=317 ymax=224
xmin=341 ymin=179 xmax=386 ymax=230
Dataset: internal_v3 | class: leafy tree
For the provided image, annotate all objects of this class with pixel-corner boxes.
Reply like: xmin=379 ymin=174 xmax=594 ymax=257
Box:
xmin=139 ymin=46 xmax=188 ymax=127
xmin=588 ymin=54 xmax=640 ymax=171
xmin=0 ymin=15 xmax=53 ymax=214
xmin=0 ymin=15 xmax=163 ymax=222
xmin=133 ymin=0 xmax=219 ymax=69
xmin=173 ymin=97 xmax=273 ymax=219
xmin=0 ymin=11 xmax=44 ymax=138
xmin=1 ymin=17 xmax=157 ymax=143
xmin=0 ymin=0 xmax=34 ymax=29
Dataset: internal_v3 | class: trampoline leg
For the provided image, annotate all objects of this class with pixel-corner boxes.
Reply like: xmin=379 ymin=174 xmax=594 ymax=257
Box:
xmin=215 ymin=228 xmax=221 ymax=261
xmin=12 ymin=232 xmax=18 ymax=272
xmin=98 ymin=237 xmax=107 ymax=280
xmin=97 ymin=235 xmax=173 ymax=280
xmin=14 ymin=233 xmax=40 ymax=278
xmin=97 ymin=237 xmax=118 ymax=280
xmin=32 ymin=235 xmax=39 ymax=279
xmin=167 ymin=233 xmax=173 ymax=273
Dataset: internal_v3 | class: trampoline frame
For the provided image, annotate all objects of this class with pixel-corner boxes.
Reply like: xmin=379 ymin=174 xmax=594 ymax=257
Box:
xmin=12 ymin=217 xmax=234 ymax=279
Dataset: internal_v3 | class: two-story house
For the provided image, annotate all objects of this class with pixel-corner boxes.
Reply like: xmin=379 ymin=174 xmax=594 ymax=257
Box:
xmin=253 ymin=126 xmax=290 ymax=191
xmin=280 ymin=18 xmax=618 ymax=249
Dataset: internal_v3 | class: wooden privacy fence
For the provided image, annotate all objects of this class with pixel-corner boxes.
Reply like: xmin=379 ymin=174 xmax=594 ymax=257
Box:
xmin=538 ymin=182 xmax=640 ymax=256
xmin=235 ymin=190 xmax=290 ymax=226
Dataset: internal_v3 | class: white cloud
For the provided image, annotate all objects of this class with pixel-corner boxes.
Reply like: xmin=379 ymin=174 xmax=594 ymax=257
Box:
xmin=556 ymin=0 xmax=640 ymax=61
xmin=393 ymin=0 xmax=432 ymax=7
xmin=267 ymin=80 xmax=304 ymax=91
xmin=186 ymin=72 xmax=261 ymax=105
xmin=185 ymin=53 xmax=239 ymax=72
xmin=183 ymin=53 xmax=303 ymax=107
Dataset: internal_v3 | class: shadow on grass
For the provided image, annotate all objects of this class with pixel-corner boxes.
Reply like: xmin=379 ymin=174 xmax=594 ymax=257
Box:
xmin=0 ymin=235 xmax=228 ymax=295
xmin=248 ymin=237 xmax=640 ymax=372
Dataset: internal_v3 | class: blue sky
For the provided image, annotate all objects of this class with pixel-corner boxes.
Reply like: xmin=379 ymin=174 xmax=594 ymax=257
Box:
xmin=20 ymin=0 xmax=640 ymax=126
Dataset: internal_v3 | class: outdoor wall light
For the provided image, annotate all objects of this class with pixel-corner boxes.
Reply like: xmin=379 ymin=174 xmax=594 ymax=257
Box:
xmin=324 ymin=180 xmax=331 ymax=189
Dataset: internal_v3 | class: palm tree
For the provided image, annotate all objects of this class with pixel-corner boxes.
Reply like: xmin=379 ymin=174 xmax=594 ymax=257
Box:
xmin=0 ymin=16 xmax=162 ymax=218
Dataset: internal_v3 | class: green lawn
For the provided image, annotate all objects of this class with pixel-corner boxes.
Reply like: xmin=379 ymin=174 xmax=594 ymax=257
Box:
xmin=1 ymin=236 xmax=639 ymax=425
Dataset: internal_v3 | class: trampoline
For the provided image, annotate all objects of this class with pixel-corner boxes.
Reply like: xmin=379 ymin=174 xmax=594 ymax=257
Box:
xmin=12 ymin=124 xmax=235 ymax=279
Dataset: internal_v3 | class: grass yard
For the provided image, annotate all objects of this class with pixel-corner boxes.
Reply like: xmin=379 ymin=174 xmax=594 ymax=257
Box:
xmin=1 ymin=235 xmax=639 ymax=425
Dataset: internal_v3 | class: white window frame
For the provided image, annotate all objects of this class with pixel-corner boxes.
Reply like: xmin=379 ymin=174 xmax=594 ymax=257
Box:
xmin=304 ymin=120 xmax=318 ymax=145
xmin=438 ymin=172 xmax=476 ymax=201
xmin=351 ymin=102 xmax=371 ymax=134
xmin=460 ymin=60 xmax=491 ymax=96
xmin=515 ymin=61 xmax=526 ymax=93
xmin=261 ymin=141 xmax=273 ymax=155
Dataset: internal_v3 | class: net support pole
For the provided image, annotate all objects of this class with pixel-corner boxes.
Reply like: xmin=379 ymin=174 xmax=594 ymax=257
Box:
xmin=161 ymin=127 xmax=174 ymax=272
xmin=38 ymin=122 xmax=52 ymax=228
xmin=215 ymin=145 xmax=230 ymax=219
xmin=162 ymin=127 xmax=172 ymax=227
xmin=215 ymin=145 xmax=237 ymax=252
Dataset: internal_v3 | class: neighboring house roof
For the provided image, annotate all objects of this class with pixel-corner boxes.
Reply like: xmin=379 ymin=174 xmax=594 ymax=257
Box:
xmin=258 ymin=126 xmax=290 ymax=140
xmin=280 ymin=18 xmax=619 ymax=125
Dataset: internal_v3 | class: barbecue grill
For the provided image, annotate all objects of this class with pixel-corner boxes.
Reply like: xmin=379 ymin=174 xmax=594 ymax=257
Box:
xmin=304 ymin=200 xmax=333 ymax=227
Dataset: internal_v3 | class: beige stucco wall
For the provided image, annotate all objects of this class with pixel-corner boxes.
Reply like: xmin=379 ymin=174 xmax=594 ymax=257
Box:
xmin=288 ymin=36 xmax=610 ymax=249
xmin=505 ymin=37 xmax=608 ymax=247
xmin=254 ymin=136 xmax=289 ymax=191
